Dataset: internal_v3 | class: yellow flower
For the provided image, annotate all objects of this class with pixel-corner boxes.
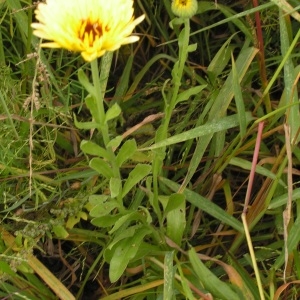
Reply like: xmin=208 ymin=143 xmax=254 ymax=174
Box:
xmin=171 ymin=0 xmax=198 ymax=18
xmin=31 ymin=0 xmax=145 ymax=62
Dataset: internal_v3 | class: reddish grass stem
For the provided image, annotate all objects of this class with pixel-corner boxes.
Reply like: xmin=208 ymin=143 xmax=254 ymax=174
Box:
xmin=243 ymin=121 xmax=264 ymax=213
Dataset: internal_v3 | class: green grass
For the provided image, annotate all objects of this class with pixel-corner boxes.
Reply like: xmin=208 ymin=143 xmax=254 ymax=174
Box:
xmin=0 ymin=0 xmax=300 ymax=299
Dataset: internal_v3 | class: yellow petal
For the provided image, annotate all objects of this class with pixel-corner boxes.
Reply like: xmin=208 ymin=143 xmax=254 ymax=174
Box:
xmin=31 ymin=0 xmax=145 ymax=61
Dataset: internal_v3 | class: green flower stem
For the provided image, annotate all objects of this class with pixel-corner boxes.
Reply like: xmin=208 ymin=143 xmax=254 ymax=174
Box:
xmin=91 ymin=58 xmax=109 ymax=145
xmin=90 ymin=56 xmax=122 ymax=201
xmin=152 ymin=18 xmax=191 ymax=223
xmin=164 ymin=18 xmax=190 ymax=136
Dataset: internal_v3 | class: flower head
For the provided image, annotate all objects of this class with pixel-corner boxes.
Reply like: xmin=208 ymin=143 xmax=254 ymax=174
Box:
xmin=31 ymin=0 xmax=145 ymax=62
xmin=171 ymin=0 xmax=198 ymax=18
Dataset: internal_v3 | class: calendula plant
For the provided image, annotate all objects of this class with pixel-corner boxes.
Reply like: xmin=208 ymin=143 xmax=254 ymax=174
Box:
xmin=31 ymin=0 xmax=150 ymax=283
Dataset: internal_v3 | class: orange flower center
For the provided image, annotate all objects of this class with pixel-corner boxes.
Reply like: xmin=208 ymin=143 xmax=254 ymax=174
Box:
xmin=179 ymin=0 xmax=188 ymax=5
xmin=79 ymin=19 xmax=104 ymax=46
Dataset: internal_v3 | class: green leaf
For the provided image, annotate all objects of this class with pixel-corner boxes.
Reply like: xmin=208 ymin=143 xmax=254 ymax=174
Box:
xmin=52 ymin=225 xmax=69 ymax=239
xmin=271 ymin=0 xmax=300 ymax=22
xmin=113 ymin=55 xmax=134 ymax=102
xmin=106 ymin=225 xmax=138 ymax=252
xmin=170 ymin=17 xmax=185 ymax=28
xmin=176 ymin=261 xmax=196 ymax=299
xmin=6 ymin=0 xmax=29 ymax=42
xmin=164 ymin=193 xmax=186 ymax=215
xmin=176 ymin=48 xmax=257 ymax=192
xmin=107 ymin=135 xmax=123 ymax=149
xmin=109 ymin=211 xmax=143 ymax=234
xmin=230 ymin=157 xmax=286 ymax=187
xmin=17 ymin=261 xmax=34 ymax=274
xmin=78 ymin=69 xmax=96 ymax=97
xmin=66 ymin=211 xmax=87 ymax=229
xmin=207 ymin=35 xmax=236 ymax=80
xmin=91 ymin=214 xmax=122 ymax=227
xmin=160 ymin=177 xmax=243 ymax=233
xmin=0 ymin=261 xmax=16 ymax=276
xmin=279 ymin=9 xmax=300 ymax=143
xmin=187 ymin=43 xmax=197 ymax=52
xmin=166 ymin=194 xmax=186 ymax=246
xmin=90 ymin=157 xmax=114 ymax=179
xmin=138 ymin=206 xmax=153 ymax=224
xmin=126 ymin=54 xmax=175 ymax=101
xmin=122 ymin=164 xmax=152 ymax=198
xmin=231 ymin=54 xmax=247 ymax=138
xmin=74 ymin=114 xmax=99 ymax=130
xmin=130 ymin=242 xmax=160 ymax=261
xmin=104 ymin=225 xmax=140 ymax=263
xmin=89 ymin=199 xmax=119 ymax=217
xmin=85 ymin=95 xmax=101 ymax=124
xmin=171 ymin=62 xmax=180 ymax=86
xmin=164 ymin=251 xmax=175 ymax=300
xmin=268 ymin=188 xmax=300 ymax=209
xmin=89 ymin=194 xmax=109 ymax=205
xmin=274 ymin=214 xmax=300 ymax=269
xmin=105 ymin=103 xmax=121 ymax=123
xmin=110 ymin=177 xmax=122 ymax=198
xmin=175 ymin=85 xmax=206 ymax=105
xmin=208 ymin=47 xmax=258 ymax=120
xmin=188 ymin=248 xmax=240 ymax=300
xmin=109 ymin=226 xmax=151 ymax=283
xmin=116 ymin=139 xmax=137 ymax=167
xmin=80 ymin=140 xmax=110 ymax=159
xmin=100 ymin=51 xmax=113 ymax=94
xmin=143 ymin=113 xmax=253 ymax=150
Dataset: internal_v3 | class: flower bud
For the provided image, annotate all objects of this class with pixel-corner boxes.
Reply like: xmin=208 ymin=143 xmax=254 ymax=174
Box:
xmin=171 ymin=0 xmax=198 ymax=18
